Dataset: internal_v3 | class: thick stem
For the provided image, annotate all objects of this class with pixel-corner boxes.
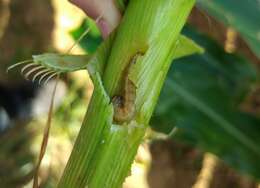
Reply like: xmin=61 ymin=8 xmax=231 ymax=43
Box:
xmin=58 ymin=0 xmax=195 ymax=187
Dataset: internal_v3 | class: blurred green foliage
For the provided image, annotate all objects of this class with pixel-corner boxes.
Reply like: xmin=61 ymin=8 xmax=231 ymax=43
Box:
xmin=0 ymin=121 xmax=35 ymax=187
xmin=1 ymin=0 xmax=259 ymax=186
xmin=151 ymin=26 xmax=260 ymax=179
xmin=70 ymin=19 xmax=102 ymax=53
xmin=55 ymin=78 xmax=89 ymax=140
xmin=197 ymin=0 xmax=260 ymax=58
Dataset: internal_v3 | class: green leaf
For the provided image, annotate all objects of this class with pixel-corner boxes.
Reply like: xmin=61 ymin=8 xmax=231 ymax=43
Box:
xmin=173 ymin=35 xmax=204 ymax=60
xmin=70 ymin=19 xmax=102 ymax=53
xmin=196 ymin=0 xmax=260 ymax=58
xmin=151 ymin=26 xmax=260 ymax=179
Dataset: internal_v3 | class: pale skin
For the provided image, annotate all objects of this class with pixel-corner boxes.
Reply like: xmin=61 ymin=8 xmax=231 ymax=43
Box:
xmin=69 ymin=0 xmax=121 ymax=38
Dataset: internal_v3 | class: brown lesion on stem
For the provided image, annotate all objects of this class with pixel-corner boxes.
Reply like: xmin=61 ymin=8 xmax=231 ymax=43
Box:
xmin=112 ymin=53 xmax=141 ymax=124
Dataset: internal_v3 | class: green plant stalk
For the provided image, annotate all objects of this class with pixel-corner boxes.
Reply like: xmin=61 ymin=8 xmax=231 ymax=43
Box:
xmin=58 ymin=0 xmax=195 ymax=187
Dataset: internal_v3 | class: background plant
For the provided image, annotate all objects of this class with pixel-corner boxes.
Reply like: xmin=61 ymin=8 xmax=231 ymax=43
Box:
xmin=0 ymin=0 xmax=259 ymax=187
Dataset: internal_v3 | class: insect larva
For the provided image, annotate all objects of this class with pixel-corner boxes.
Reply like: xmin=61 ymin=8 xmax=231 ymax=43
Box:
xmin=112 ymin=79 xmax=136 ymax=123
xmin=112 ymin=54 xmax=140 ymax=124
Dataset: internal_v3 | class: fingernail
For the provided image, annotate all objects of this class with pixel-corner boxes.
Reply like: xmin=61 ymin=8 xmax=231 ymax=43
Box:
xmin=97 ymin=19 xmax=111 ymax=39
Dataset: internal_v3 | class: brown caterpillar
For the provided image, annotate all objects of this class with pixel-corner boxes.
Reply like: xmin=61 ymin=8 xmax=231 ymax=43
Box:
xmin=112 ymin=54 xmax=140 ymax=124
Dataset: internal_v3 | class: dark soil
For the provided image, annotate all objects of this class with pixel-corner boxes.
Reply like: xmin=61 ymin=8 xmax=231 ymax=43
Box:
xmin=148 ymin=140 xmax=258 ymax=188
xmin=0 ymin=0 xmax=54 ymax=85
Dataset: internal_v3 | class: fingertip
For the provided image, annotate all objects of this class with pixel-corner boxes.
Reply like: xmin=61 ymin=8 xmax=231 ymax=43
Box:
xmin=69 ymin=0 xmax=81 ymax=8
xmin=100 ymin=1 xmax=122 ymax=38
xmin=97 ymin=19 xmax=111 ymax=39
xmin=69 ymin=0 xmax=122 ymax=39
